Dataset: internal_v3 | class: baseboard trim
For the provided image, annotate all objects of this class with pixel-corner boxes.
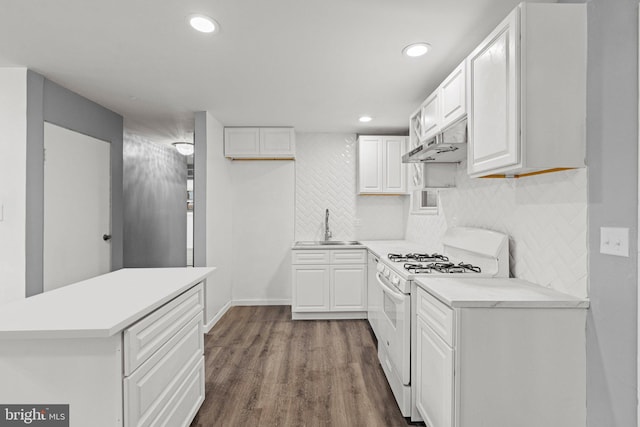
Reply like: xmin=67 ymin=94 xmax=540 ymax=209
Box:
xmin=232 ymin=299 xmax=291 ymax=306
xmin=204 ymin=300 xmax=232 ymax=333
xmin=292 ymin=311 xmax=367 ymax=320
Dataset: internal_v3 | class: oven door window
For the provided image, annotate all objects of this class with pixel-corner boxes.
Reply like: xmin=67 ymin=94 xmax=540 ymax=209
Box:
xmin=383 ymin=292 xmax=399 ymax=330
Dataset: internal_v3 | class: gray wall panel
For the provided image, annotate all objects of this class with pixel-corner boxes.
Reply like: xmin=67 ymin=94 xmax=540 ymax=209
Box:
xmin=581 ymin=0 xmax=638 ymax=425
xmin=194 ymin=112 xmax=207 ymax=267
xmin=123 ymin=136 xmax=187 ymax=268
xmin=25 ymin=71 xmax=44 ymax=298
xmin=25 ymin=71 xmax=124 ymax=296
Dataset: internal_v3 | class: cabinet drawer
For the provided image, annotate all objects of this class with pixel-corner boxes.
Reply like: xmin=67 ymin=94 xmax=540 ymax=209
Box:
xmin=124 ymin=314 xmax=204 ymax=427
xmin=330 ymin=249 xmax=366 ymax=264
xmin=124 ymin=284 xmax=204 ymax=376
xmin=143 ymin=356 xmax=204 ymax=427
xmin=416 ymin=286 xmax=454 ymax=346
xmin=292 ymin=250 xmax=330 ymax=265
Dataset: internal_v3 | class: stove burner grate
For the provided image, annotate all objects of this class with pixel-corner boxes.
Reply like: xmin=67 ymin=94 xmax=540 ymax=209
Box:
xmin=403 ymin=261 xmax=482 ymax=274
xmin=388 ymin=253 xmax=449 ymax=263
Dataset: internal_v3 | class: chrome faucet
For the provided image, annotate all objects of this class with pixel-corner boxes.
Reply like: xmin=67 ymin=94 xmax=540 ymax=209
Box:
xmin=324 ymin=208 xmax=332 ymax=241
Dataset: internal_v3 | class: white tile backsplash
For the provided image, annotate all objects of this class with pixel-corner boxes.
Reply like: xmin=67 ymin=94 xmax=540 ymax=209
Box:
xmin=295 ymin=133 xmax=407 ymax=242
xmin=295 ymin=133 xmax=587 ymax=298
xmin=406 ymin=163 xmax=588 ymax=298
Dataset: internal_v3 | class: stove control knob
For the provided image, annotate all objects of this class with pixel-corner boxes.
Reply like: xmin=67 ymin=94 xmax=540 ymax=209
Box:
xmin=383 ymin=268 xmax=390 ymax=278
xmin=391 ymin=276 xmax=400 ymax=286
xmin=376 ymin=263 xmax=385 ymax=273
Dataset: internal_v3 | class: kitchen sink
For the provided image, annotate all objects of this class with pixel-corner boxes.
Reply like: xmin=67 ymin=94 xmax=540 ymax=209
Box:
xmin=295 ymin=241 xmax=362 ymax=246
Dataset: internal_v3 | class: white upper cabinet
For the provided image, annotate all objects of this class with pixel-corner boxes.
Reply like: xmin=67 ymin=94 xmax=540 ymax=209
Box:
xmin=440 ymin=62 xmax=467 ymax=130
xmin=358 ymin=136 xmax=383 ymax=193
xmin=421 ymin=91 xmax=441 ymax=140
xmin=358 ymin=136 xmax=407 ymax=195
xmin=409 ymin=60 xmax=467 ymax=149
xmin=467 ymin=3 xmax=586 ymax=177
xmin=224 ymin=127 xmax=295 ymax=159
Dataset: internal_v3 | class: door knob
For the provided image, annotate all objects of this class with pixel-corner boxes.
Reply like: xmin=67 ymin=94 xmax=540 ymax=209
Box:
xmin=103 ymin=234 xmax=112 ymax=241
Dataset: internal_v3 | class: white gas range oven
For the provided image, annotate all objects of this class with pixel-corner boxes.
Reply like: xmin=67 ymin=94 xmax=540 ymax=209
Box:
xmin=368 ymin=227 xmax=509 ymax=422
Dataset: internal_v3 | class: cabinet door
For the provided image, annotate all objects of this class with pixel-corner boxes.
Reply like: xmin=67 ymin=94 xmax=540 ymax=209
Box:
xmin=382 ymin=136 xmax=407 ymax=193
xmin=260 ymin=128 xmax=295 ymax=158
xmin=358 ymin=136 xmax=383 ymax=193
xmin=224 ymin=128 xmax=260 ymax=158
xmin=416 ymin=316 xmax=454 ymax=427
xmin=467 ymin=9 xmax=520 ymax=176
xmin=440 ymin=61 xmax=467 ymax=130
xmin=292 ymin=266 xmax=330 ymax=312
xmin=331 ymin=265 xmax=366 ymax=311
xmin=421 ymin=91 xmax=441 ymax=140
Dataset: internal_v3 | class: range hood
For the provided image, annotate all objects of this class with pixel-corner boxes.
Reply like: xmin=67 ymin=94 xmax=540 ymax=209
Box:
xmin=402 ymin=117 xmax=467 ymax=163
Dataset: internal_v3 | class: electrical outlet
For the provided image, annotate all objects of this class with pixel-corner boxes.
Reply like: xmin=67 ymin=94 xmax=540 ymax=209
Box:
xmin=600 ymin=227 xmax=629 ymax=257
xmin=354 ymin=218 xmax=362 ymax=227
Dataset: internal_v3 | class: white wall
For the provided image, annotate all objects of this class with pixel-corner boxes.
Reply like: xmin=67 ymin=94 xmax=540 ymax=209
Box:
xmin=0 ymin=68 xmax=27 ymax=305
xmin=295 ymin=132 xmax=407 ymax=241
xmin=406 ymin=165 xmax=588 ymax=298
xmin=204 ymin=113 xmax=233 ymax=327
xmin=231 ymin=161 xmax=295 ymax=304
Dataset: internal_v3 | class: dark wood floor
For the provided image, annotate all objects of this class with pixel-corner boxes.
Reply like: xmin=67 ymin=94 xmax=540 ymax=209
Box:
xmin=191 ymin=306 xmax=421 ymax=427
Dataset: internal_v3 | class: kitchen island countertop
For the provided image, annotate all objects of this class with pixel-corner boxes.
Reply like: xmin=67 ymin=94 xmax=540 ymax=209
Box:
xmin=0 ymin=267 xmax=215 ymax=339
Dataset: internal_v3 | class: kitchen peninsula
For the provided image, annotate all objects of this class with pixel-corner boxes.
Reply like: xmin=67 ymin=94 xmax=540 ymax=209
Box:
xmin=0 ymin=267 xmax=214 ymax=427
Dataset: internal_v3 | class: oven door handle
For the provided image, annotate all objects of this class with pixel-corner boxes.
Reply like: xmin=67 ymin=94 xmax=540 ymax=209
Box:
xmin=375 ymin=273 xmax=406 ymax=303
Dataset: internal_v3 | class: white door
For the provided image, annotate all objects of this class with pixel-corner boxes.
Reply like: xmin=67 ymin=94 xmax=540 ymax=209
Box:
xmin=421 ymin=91 xmax=441 ymax=140
xmin=358 ymin=136 xmax=383 ymax=193
xmin=331 ymin=265 xmax=366 ymax=311
xmin=382 ymin=136 xmax=406 ymax=193
xmin=259 ymin=128 xmax=295 ymax=157
xmin=43 ymin=123 xmax=111 ymax=292
xmin=440 ymin=61 xmax=467 ymax=129
xmin=416 ymin=316 xmax=454 ymax=427
xmin=292 ymin=266 xmax=330 ymax=311
xmin=467 ymin=9 xmax=519 ymax=176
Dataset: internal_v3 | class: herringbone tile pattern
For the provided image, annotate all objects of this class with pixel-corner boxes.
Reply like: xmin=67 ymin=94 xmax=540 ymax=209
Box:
xmin=294 ymin=133 xmax=358 ymax=241
xmin=406 ymin=164 xmax=588 ymax=298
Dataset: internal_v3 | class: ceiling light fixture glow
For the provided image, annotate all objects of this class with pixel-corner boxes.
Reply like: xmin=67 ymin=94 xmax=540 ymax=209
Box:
xmin=173 ymin=142 xmax=194 ymax=156
xmin=359 ymin=116 xmax=373 ymax=123
xmin=402 ymin=42 xmax=431 ymax=58
xmin=189 ymin=14 xmax=218 ymax=33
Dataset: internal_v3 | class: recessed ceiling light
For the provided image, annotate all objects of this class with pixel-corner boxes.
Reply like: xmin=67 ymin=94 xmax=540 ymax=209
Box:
xmin=188 ymin=14 xmax=219 ymax=34
xmin=402 ymin=42 xmax=431 ymax=58
xmin=359 ymin=116 xmax=373 ymax=123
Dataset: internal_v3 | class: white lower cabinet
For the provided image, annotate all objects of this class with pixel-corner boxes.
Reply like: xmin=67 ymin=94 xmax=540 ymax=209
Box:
xmin=416 ymin=316 xmax=453 ymax=427
xmin=124 ymin=284 xmax=205 ymax=427
xmin=292 ymin=249 xmax=367 ymax=319
xmin=413 ymin=285 xmax=586 ymax=427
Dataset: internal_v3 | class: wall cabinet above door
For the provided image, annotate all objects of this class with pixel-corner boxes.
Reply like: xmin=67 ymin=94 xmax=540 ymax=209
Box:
xmin=357 ymin=135 xmax=407 ymax=195
xmin=224 ymin=127 xmax=295 ymax=159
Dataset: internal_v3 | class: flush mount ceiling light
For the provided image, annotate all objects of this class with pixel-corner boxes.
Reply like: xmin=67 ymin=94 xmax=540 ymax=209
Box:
xmin=359 ymin=116 xmax=373 ymax=123
xmin=402 ymin=42 xmax=432 ymax=58
xmin=173 ymin=142 xmax=194 ymax=156
xmin=188 ymin=14 xmax=219 ymax=34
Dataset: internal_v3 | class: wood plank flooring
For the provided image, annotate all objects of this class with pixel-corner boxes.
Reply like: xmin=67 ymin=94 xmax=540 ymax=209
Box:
xmin=191 ymin=306 xmax=421 ymax=427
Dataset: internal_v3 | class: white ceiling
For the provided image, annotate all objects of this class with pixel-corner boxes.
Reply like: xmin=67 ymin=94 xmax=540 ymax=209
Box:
xmin=0 ymin=0 xmax=524 ymax=143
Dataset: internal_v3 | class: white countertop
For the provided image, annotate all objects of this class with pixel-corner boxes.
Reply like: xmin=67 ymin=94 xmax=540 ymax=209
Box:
xmin=414 ymin=277 xmax=589 ymax=309
xmin=0 ymin=267 xmax=215 ymax=339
